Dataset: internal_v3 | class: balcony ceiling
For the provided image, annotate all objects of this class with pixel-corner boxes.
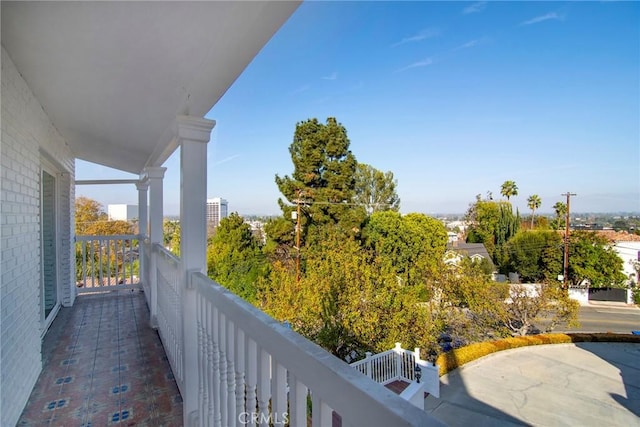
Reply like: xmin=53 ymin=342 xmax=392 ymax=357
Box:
xmin=1 ymin=1 xmax=299 ymax=174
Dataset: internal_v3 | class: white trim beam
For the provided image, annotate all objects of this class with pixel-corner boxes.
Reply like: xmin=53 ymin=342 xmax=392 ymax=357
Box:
xmin=75 ymin=179 xmax=139 ymax=185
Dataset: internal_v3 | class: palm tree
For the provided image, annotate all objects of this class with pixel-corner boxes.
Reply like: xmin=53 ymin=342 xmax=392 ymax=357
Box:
xmin=553 ymin=201 xmax=567 ymax=230
xmin=527 ymin=194 xmax=542 ymax=229
xmin=500 ymin=180 xmax=518 ymax=201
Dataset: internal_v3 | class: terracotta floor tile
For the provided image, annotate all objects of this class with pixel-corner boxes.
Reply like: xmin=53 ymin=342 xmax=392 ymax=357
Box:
xmin=17 ymin=290 xmax=183 ymax=426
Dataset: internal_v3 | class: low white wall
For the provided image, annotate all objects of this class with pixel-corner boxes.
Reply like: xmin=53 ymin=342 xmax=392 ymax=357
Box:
xmin=399 ymin=382 xmax=425 ymax=410
xmin=568 ymin=288 xmax=589 ymax=305
xmin=419 ymin=361 xmax=440 ymax=398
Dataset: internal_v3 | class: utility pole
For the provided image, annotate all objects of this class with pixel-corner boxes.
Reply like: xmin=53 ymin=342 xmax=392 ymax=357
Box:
xmin=562 ymin=192 xmax=577 ymax=290
xmin=293 ymin=191 xmax=303 ymax=283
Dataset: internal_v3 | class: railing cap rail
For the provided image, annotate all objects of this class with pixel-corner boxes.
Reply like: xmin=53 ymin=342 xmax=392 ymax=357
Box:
xmin=350 ymin=348 xmax=396 ymax=367
xmin=76 ymin=234 xmax=139 ymax=241
xmin=152 ymin=242 xmax=180 ymax=264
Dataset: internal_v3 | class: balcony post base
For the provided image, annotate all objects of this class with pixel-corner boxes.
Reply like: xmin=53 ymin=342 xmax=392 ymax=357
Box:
xmin=187 ymin=410 xmax=198 ymax=427
xmin=149 ymin=314 xmax=158 ymax=330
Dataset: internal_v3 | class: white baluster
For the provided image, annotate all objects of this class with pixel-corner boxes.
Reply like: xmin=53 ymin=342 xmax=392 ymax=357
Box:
xmin=226 ymin=319 xmax=236 ymax=427
xmin=80 ymin=240 xmax=86 ymax=287
xmin=312 ymin=394 xmax=333 ymax=427
xmin=289 ymin=375 xmax=307 ymax=427
xmin=210 ymin=305 xmax=221 ymax=427
xmin=257 ymin=348 xmax=271 ymax=427
xmin=245 ymin=338 xmax=258 ymax=426
xmin=271 ymin=359 xmax=287 ymax=427
xmin=106 ymin=238 xmax=112 ymax=285
xmin=204 ymin=299 xmax=212 ymax=427
xmin=98 ymin=238 xmax=103 ymax=287
xmin=235 ymin=328 xmax=246 ymax=427
xmin=90 ymin=239 xmax=95 ymax=288
xmin=219 ymin=312 xmax=228 ymax=427
xmin=197 ymin=294 xmax=206 ymax=427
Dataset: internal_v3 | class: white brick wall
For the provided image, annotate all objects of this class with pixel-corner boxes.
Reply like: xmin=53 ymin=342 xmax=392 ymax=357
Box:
xmin=1 ymin=46 xmax=75 ymax=426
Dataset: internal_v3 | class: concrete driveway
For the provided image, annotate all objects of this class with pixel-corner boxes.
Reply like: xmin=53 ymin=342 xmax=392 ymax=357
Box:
xmin=425 ymin=343 xmax=640 ymax=426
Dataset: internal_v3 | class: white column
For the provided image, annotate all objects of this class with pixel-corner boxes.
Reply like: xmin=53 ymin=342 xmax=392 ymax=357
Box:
xmin=147 ymin=166 xmax=166 ymax=328
xmin=136 ymin=179 xmax=149 ymax=238
xmin=177 ymin=115 xmax=215 ymax=426
xmin=136 ymin=179 xmax=149 ymax=294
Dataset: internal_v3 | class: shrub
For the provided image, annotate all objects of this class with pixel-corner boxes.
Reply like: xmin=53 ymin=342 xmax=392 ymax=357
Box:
xmin=435 ymin=333 xmax=640 ymax=376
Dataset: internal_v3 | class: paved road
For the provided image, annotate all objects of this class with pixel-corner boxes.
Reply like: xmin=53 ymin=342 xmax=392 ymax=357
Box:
xmin=425 ymin=342 xmax=640 ymax=426
xmin=555 ymin=304 xmax=640 ymax=334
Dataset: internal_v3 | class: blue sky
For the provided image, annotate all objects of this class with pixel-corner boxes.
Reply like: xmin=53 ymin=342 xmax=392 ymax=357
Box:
xmin=76 ymin=1 xmax=640 ymax=216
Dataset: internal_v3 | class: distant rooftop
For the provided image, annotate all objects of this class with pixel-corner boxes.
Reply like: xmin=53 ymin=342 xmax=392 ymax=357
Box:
xmin=594 ymin=230 xmax=640 ymax=243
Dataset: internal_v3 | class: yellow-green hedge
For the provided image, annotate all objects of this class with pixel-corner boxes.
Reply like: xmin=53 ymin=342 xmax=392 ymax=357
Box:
xmin=435 ymin=333 xmax=640 ymax=376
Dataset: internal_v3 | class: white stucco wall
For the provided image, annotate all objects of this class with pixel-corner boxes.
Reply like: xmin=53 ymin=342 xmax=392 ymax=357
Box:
xmin=613 ymin=242 xmax=640 ymax=283
xmin=1 ymin=46 xmax=75 ymax=426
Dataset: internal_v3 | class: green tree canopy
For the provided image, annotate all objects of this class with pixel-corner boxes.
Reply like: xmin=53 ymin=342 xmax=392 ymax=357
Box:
xmin=361 ymin=211 xmax=447 ymax=287
xmin=163 ymin=219 xmax=181 ymax=256
xmin=503 ymin=230 xmax=626 ymax=288
xmin=207 ymin=213 xmax=266 ymax=302
xmin=429 ymin=262 xmax=510 ymax=344
xmin=262 ymin=216 xmax=296 ymax=264
xmin=259 ymin=225 xmax=433 ymax=359
xmin=504 ymin=230 xmax=563 ymax=283
xmin=465 ymin=197 xmax=519 ymax=268
xmin=353 ymin=163 xmax=400 ymax=214
xmin=568 ymin=231 xmax=626 ymax=288
xmin=75 ymin=196 xmax=133 ymax=236
xmin=274 ymin=117 xmax=360 ymax=231
xmin=74 ymin=197 xmax=135 ymax=282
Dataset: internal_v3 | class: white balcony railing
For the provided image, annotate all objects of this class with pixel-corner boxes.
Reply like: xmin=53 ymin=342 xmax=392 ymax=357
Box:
xmin=350 ymin=343 xmax=440 ymax=399
xmin=351 ymin=348 xmax=398 ymax=385
xmin=155 ymin=244 xmax=184 ymax=394
xmin=75 ymin=235 xmax=140 ymax=294
xmin=141 ymin=239 xmax=152 ymax=306
xmin=143 ymin=241 xmax=443 ymax=427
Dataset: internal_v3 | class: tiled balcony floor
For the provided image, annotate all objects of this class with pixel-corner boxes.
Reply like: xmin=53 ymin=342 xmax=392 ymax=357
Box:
xmin=18 ymin=289 xmax=183 ymax=426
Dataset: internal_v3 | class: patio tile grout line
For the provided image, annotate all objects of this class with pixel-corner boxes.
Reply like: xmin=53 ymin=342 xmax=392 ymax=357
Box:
xmin=116 ymin=290 xmax=122 ymax=423
xmin=130 ymin=289 xmax=160 ymax=421
xmin=82 ymin=292 xmax=107 ymax=427
xmin=45 ymin=300 xmax=87 ymax=427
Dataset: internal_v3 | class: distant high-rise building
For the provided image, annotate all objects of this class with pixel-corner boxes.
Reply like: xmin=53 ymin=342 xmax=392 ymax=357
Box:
xmin=206 ymin=198 xmax=228 ymax=228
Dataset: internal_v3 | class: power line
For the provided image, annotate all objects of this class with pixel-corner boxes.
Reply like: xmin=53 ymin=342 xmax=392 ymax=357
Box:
xmin=285 ymin=200 xmax=395 ymax=208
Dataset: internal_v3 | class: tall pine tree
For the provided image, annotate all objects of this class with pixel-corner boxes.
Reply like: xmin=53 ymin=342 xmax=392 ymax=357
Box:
xmin=269 ymin=118 xmax=362 ymax=260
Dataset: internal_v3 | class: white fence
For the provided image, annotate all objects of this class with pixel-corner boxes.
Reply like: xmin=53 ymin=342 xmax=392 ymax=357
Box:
xmin=351 ymin=343 xmax=440 ymax=399
xmin=75 ymin=235 xmax=140 ymax=294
